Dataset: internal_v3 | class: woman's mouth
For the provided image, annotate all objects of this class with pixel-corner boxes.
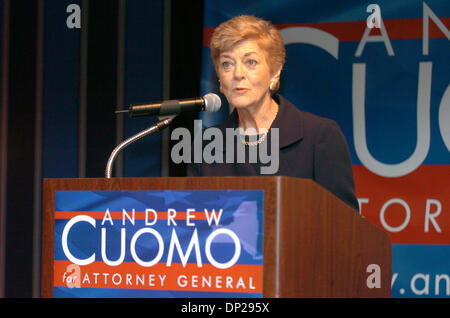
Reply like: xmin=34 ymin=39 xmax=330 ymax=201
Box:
xmin=234 ymin=87 xmax=249 ymax=93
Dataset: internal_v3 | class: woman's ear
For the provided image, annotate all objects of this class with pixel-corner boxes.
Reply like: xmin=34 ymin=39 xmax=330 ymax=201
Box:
xmin=271 ymin=66 xmax=282 ymax=82
xmin=270 ymin=66 xmax=282 ymax=92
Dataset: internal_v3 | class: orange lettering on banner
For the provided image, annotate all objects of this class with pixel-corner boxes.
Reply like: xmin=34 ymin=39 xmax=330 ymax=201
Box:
xmin=54 ymin=260 xmax=262 ymax=293
xmin=353 ymin=165 xmax=450 ymax=244
xmin=203 ymin=17 xmax=450 ymax=46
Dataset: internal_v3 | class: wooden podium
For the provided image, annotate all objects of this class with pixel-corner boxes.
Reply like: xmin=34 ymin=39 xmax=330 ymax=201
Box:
xmin=42 ymin=176 xmax=391 ymax=297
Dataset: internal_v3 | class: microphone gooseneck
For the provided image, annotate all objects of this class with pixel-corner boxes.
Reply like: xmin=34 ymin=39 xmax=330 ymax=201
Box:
xmin=105 ymin=116 xmax=175 ymax=178
xmin=106 ymin=93 xmax=221 ymax=178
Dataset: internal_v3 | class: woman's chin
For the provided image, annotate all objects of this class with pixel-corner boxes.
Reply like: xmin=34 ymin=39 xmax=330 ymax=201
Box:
xmin=228 ymin=97 xmax=253 ymax=109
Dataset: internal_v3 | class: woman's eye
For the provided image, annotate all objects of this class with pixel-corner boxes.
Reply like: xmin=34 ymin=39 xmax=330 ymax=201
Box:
xmin=247 ymin=59 xmax=257 ymax=66
xmin=222 ymin=61 xmax=232 ymax=69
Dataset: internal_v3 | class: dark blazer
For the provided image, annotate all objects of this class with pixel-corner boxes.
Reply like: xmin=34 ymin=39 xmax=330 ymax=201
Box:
xmin=187 ymin=94 xmax=359 ymax=212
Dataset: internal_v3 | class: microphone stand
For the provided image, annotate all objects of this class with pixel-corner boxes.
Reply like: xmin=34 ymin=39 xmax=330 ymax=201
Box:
xmin=105 ymin=115 xmax=175 ymax=178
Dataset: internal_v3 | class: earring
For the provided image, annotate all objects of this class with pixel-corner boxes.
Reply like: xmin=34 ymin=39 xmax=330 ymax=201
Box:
xmin=218 ymin=80 xmax=223 ymax=93
xmin=269 ymin=81 xmax=275 ymax=92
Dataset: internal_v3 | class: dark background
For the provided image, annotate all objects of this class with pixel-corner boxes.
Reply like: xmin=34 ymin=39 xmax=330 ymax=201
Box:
xmin=0 ymin=0 xmax=204 ymax=297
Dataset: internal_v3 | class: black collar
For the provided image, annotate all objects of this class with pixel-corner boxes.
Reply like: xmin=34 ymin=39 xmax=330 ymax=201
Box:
xmin=219 ymin=94 xmax=304 ymax=149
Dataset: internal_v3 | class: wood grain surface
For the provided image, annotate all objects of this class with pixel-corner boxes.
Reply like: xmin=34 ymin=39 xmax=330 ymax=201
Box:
xmin=42 ymin=177 xmax=391 ymax=298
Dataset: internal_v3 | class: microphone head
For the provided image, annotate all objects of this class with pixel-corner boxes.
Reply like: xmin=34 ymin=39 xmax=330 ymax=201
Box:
xmin=203 ymin=93 xmax=222 ymax=113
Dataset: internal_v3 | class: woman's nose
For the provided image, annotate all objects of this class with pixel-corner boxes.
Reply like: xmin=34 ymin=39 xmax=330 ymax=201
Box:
xmin=233 ymin=62 xmax=245 ymax=79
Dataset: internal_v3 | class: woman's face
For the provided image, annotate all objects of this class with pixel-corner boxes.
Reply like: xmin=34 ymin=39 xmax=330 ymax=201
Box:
xmin=217 ymin=39 xmax=276 ymax=110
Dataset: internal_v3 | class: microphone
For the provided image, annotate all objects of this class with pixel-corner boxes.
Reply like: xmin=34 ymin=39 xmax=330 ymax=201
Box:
xmin=116 ymin=93 xmax=221 ymax=117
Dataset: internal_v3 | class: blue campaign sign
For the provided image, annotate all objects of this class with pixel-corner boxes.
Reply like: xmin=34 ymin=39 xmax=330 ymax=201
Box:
xmin=53 ymin=190 xmax=264 ymax=298
xmin=392 ymin=244 xmax=450 ymax=297
xmin=199 ymin=0 xmax=450 ymax=298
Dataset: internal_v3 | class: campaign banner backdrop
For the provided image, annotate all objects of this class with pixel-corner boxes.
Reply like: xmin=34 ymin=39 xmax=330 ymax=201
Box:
xmin=200 ymin=0 xmax=449 ymax=298
xmin=54 ymin=190 xmax=264 ymax=298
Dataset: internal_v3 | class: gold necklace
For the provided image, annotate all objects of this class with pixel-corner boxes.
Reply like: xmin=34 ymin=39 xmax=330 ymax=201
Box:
xmin=240 ymin=131 xmax=268 ymax=146
xmin=239 ymin=103 xmax=279 ymax=147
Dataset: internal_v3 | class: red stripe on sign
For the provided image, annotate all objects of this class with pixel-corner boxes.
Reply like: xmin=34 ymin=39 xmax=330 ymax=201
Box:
xmin=353 ymin=165 xmax=450 ymax=244
xmin=203 ymin=17 xmax=450 ymax=46
xmin=55 ymin=211 xmax=208 ymax=220
xmin=54 ymin=260 xmax=262 ymax=293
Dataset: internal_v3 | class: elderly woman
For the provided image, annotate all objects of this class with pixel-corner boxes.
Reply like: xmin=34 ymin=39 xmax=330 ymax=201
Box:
xmin=188 ymin=15 xmax=359 ymax=211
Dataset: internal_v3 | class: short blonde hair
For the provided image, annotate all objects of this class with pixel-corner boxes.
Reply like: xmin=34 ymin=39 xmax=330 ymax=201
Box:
xmin=210 ymin=15 xmax=285 ymax=79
